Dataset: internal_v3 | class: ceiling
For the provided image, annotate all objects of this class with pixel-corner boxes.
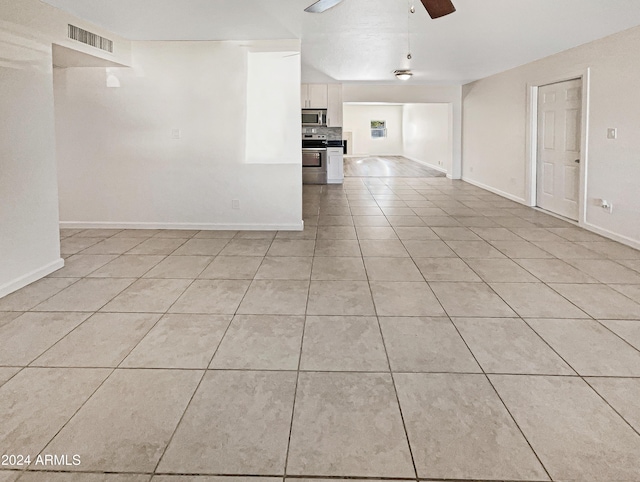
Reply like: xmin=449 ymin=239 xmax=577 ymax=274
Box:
xmin=42 ymin=0 xmax=640 ymax=84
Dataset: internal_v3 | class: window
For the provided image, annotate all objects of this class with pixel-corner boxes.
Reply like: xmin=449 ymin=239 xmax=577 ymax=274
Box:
xmin=371 ymin=120 xmax=387 ymax=138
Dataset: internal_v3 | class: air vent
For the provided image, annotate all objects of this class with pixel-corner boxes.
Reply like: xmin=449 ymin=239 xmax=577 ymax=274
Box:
xmin=68 ymin=24 xmax=113 ymax=53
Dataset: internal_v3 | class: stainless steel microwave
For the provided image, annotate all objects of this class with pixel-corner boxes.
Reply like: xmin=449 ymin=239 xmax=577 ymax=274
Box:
xmin=302 ymin=109 xmax=327 ymax=126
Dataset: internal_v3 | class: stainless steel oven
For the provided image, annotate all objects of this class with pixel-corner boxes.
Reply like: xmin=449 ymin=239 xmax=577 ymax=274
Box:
xmin=302 ymin=134 xmax=328 ymax=184
xmin=302 ymin=109 xmax=327 ymax=127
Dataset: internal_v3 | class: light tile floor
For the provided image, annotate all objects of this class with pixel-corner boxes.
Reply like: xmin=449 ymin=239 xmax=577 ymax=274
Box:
xmin=1 ymin=174 xmax=640 ymax=481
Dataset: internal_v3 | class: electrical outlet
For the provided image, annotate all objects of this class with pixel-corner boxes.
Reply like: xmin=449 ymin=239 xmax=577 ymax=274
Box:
xmin=601 ymin=199 xmax=613 ymax=214
xmin=232 ymin=199 xmax=240 ymax=209
xmin=607 ymin=128 xmax=617 ymax=140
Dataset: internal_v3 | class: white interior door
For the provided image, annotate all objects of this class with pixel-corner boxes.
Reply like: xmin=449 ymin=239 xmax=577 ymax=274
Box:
xmin=536 ymin=78 xmax=582 ymax=220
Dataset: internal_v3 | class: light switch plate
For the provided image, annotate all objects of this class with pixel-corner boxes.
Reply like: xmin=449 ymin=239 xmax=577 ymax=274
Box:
xmin=171 ymin=129 xmax=181 ymax=139
xmin=607 ymin=128 xmax=617 ymax=140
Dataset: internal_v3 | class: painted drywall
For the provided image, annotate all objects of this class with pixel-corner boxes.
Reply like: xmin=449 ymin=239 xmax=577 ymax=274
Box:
xmin=342 ymin=84 xmax=462 ymax=178
xmin=462 ymin=25 xmax=640 ymax=247
xmin=402 ymin=103 xmax=451 ymax=171
xmin=246 ymin=51 xmax=301 ymax=166
xmin=343 ymin=104 xmax=404 ymax=156
xmin=1 ymin=0 xmax=132 ymax=67
xmin=0 ymin=0 xmax=131 ymax=298
xmin=54 ymin=39 xmax=302 ymax=230
xmin=342 ymin=102 xmax=451 ymax=171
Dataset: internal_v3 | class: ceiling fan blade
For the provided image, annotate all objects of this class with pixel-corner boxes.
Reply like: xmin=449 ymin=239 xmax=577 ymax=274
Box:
xmin=420 ymin=0 xmax=456 ymax=19
xmin=305 ymin=0 xmax=344 ymax=13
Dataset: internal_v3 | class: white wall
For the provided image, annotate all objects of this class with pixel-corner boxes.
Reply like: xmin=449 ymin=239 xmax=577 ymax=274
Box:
xmin=402 ymin=103 xmax=451 ymax=170
xmin=343 ymin=104 xmax=404 ymax=156
xmin=343 ymin=102 xmax=451 ymax=172
xmin=54 ymin=40 xmax=302 ymax=230
xmin=246 ymin=51 xmax=301 ymax=166
xmin=0 ymin=0 xmax=131 ymax=298
xmin=342 ymin=84 xmax=462 ymax=178
xmin=462 ymin=25 xmax=640 ymax=247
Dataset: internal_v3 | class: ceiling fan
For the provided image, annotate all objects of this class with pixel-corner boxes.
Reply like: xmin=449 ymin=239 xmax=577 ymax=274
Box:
xmin=304 ymin=0 xmax=456 ymax=19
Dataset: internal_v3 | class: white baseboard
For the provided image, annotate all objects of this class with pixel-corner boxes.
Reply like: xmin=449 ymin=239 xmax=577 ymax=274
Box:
xmin=461 ymin=179 xmax=640 ymax=250
xmin=0 ymin=258 xmax=65 ymax=299
xmin=582 ymin=221 xmax=640 ymax=251
xmin=59 ymin=221 xmax=304 ymax=231
xmin=532 ymin=206 xmax=578 ymax=224
xmin=461 ymin=177 xmax=527 ymax=205
xmin=403 ymin=156 xmax=448 ymax=174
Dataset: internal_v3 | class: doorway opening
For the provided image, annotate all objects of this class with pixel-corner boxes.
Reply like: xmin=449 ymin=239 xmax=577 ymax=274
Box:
xmin=342 ymin=102 xmax=452 ymax=178
xmin=526 ymin=70 xmax=590 ymax=224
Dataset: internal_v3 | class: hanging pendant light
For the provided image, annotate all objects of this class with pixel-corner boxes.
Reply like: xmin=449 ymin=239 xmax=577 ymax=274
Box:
xmin=396 ymin=2 xmax=415 ymax=81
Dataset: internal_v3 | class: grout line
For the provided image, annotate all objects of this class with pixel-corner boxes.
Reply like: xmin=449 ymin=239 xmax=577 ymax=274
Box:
xmin=375 ymin=315 xmax=420 ymax=480
xmin=26 ymin=240 xmax=223 ymax=471
xmin=152 ymin=313 xmax=235 ymax=473
xmin=541 ymin=282 xmax=611 ymax=320
xmin=19 ymin=277 xmax=88 ymax=312
xmin=12 ymin=169 xmax=640 ymax=479
xmin=581 ymin=377 xmax=640 ymax=439
xmin=24 ymin=310 xmax=615 ymax=320
xmin=151 ymin=234 xmax=263 ymax=472
xmin=358 ymin=188 xmax=420 ymax=480
xmin=21 ymin=467 xmax=509 ymax=481
xmin=282 ymin=258 xmax=312 ymax=477
xmin=0 ymin=365 xmax=27 ymax=392
xmin=518 ymin=318 xmax=581 ymax=378
xmin=591 ymin=319 xmax=640 ymax=356
xmin=26 ymin=235 xmax=236 ymax=473
xmin=10 ymin=364 xmax=640 ymax=377
xmin=484 ymin=373 xmax=553 ymax=481
xmin=448 ymin=318 xmax=554 ymax=481
xmin=603 ymin=280 xmax=640 ymax=306
xmin=23 ymin=311 xmax=97 ymax=367
xmin=29 ymin=365 xmax=119 ymax=469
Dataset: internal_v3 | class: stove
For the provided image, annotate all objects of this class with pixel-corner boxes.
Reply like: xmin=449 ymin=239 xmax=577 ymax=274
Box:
xmin=302 ymin=134 xmax=327 ymax=185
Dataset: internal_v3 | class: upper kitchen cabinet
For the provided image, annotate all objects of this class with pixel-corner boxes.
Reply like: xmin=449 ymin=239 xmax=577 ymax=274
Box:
xmin=301 ymin=83 xmax=343 ymax=127
xmin=327 ymin=84 xmax=343 ymax=128
xmin=301 ymin=84 xmax=328 ymax=109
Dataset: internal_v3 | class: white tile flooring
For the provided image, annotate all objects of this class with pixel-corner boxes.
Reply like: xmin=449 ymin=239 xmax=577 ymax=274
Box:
xmin=1 ymin=174 xmax=640 ymax=481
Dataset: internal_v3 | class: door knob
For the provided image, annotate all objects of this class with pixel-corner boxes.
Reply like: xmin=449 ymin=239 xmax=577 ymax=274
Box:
xmin=574 ymin=159 xmax=580 ymax=163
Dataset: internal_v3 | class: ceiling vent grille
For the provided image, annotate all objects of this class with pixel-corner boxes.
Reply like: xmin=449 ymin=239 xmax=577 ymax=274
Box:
xmin=68 ymin=24 xmax=113 ymax=53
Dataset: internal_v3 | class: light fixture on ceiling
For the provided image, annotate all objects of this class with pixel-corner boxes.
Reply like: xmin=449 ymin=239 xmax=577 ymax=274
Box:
xmin=394 ymin=70 xmax=413 ymax=80
xmin=395 ymin=2 xmax=415 ymax=81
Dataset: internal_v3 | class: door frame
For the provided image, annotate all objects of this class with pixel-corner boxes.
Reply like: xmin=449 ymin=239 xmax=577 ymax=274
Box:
xmin=525 ymin=68 xmax=591 ymax=225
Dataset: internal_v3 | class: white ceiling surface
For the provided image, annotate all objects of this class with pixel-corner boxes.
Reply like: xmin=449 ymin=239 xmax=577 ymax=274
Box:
xmin=42 ymin=0 xmax=640 ymax=84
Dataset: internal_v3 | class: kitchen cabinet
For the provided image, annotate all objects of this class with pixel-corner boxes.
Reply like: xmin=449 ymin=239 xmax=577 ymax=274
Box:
xmin=327 ymin=84 xmax=343 ymax=127
xmin=327 ymin=147 xmax=344 ymax=184
xmin=300 ymin=84 xmax=309 ymax=108
xmin=301 ymin=83 xmax=343 ymax=127
xmin=301 ymin=84 xmax=328 ymax=109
